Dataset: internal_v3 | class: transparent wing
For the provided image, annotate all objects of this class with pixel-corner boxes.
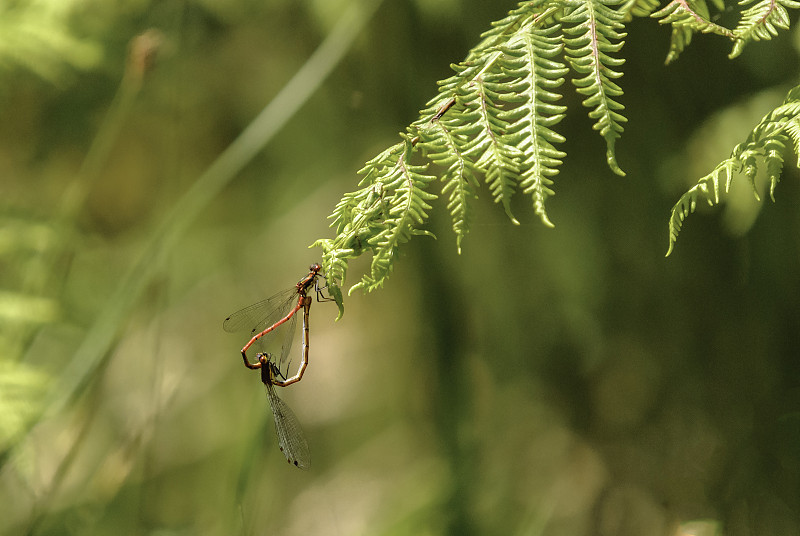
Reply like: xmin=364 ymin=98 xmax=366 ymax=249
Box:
xmin=265 ymin=381 xmax=310 ymax=470
xmin=222 ymin=288 xmax=296 ymax=334
xmin=278 ymin=308 xmax=298 ymax=377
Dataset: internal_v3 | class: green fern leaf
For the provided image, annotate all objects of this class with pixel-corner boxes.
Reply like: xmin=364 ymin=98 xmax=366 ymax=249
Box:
xmin=349 ymin=139 xmax=438 ymax=294
xmin=763 ymin=134 xmax=787 ymax=201
xmin=667 ymin=86 xmax=800 ymax=254
xmin=468 ymin=1 xmax=556 ymax=59
xmin=417 ymin=119 xmax=481 ymax=253
xmin=657 ymin=0 xmax=716 ymax=64
xmin=666 ymin=158 xmax=739 ymax=256
xmin=665 ymin=24 xmax=696 ymax=65
xmin=315 ymin=1 xmax=636 ymax=299
xmin=729 ymin=0 xmax=800 ymax=58
xmin=457 ymin=73 xmax=524 ymax=224
xmin=620 ymin=0 xmax=662 ymax=19
xmin=651 ymin=0 xmax=735 ymax=39
xmin=500 ymin=23 xmax=569 ymax=227
xmin=562 ymin=0 xmax=628 ymax=176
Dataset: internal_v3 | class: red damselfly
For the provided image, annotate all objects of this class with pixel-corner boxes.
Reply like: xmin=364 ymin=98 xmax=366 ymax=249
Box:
xmin=260 ymin=353 xmax=310 ymax=469
xmin=223 ymin=263 xmax=332 ymax=386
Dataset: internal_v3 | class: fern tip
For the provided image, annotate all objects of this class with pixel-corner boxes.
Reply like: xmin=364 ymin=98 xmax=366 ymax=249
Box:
xmin=728 ymin=41 xmax=744 ymax=60
xmin=455 ymin=234 xmax=465 ymax=255
xmin=606 ymin=151 xmax=625 ymax=176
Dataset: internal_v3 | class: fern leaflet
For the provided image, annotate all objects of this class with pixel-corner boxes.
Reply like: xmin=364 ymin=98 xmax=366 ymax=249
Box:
xmin=500 ymin=24 xmax=569 ymax=227
xmin=729 ymin=0 xmax=800 ymax=58
xmin=417 ymin=117 xmax=480 ymax=254
xmin=666 ymin=85 xmax=800 ymax=255
xmin=347 ymin=138 xmax=438 ymax=294
xmin=620 ymin=0 xmax=662 ymax=19
xmin=651 ymin=0 xmax=734 ymax=40
xmin=459 ymin=72 xmax=525 ymax=224
xmin=562 ymin=0 xmax=628 ymax=176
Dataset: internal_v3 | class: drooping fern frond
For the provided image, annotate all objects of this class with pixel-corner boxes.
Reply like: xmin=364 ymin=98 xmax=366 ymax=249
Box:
xmin=312 ymin=0 xmax=800 ymax=309
xmin=666 ymin=158 xmax=740 ymax=254
xmin=459 ymin=72 xmax=525 ymax=225
xmin=729 ymin=0 xmax=800 ymax=58
xmin=416 ymin=108 xmax=481 ymax=254
xmin=501 ymin=24 xmax=569 ymax=228
xmin=652 ymin=0 xmax=734 ymax=39
xmin=562 ymin=0 xmax=628 ymax=175
xmin=652 ymin=0 xmax=800 ymax=62
xmin=666 ymin=85 xmax=800 ymax=255
xmin=651 ymin=0 xmax=729 ymax=64
xmin=345 ymin=138 xmax=438 ymax=294
xmin=313 ymin=1 xmax=637 ymax=303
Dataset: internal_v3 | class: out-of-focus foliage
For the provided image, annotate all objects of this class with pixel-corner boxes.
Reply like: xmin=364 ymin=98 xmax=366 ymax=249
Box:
xmin=0 ymin=361 xmax=50 ymax=452
xmin=0 ymin=0 xmax=103 ymax=83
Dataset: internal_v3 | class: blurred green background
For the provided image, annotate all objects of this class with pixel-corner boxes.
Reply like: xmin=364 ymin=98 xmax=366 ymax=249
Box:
xmin=1 ymin=1 xmax=800 ymax=535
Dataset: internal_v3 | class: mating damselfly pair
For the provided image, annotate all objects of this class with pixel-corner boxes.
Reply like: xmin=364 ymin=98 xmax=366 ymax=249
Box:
xmin=223 ymin=263 xmax=333 ymax=469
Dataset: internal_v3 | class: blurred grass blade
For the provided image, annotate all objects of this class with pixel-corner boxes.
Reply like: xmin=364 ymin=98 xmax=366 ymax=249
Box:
xmin=27 ymin=0 xmax=384 ymax=432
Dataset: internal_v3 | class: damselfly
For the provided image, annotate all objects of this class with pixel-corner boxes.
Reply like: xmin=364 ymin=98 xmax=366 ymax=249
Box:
xmin=259 ymin=353 xmax=310 ymax=469
xmin=223 ymin=263 xmax=332 ymax=386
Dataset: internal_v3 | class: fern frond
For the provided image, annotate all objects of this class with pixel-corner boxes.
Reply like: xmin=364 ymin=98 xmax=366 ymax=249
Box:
xmin=651 ymin=0 xmax=736 ymax=63
xmin=651 ymin=0 xmax=735 ymax=38
xmin=469 ymin=1 xmax=556 ymax=60
xmin=665 ymin=24 xmax=696 ymax=64
xmin=501 ymin=24 xmax=569 ymax=227
xmin=733 ymin=93 xmax=800 ymax=199
xmin=620 ymin=0 xmax=662 ymax=19
xmin=315 ymin=1 xmax=636 ymax=300
xmin=348 ymin=139 xmax=438 ymax=294
xmin=729 ymin=0 xmax=800 ymax=58
xmin=666 ymin=158 xmax=739 ymax=255
xmin=417 ymin=4 xmax=562 ymax=127
xmin=562 ymin=0 xmax=628 ymax=176
xmin=667 ymin=85 xmax=800 ymax=254
xmin=458 ymin=73 xmax=524 ymax=224
xmin=308 ymin=237 xmax=349 ymax=320
xmin=417 ymin=119 xmax=480 ymax=253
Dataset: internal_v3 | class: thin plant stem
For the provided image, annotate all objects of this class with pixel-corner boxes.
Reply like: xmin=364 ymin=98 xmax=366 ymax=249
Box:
xmin=8 ymin=0 xmax=384 ymax=513
xmin=44 ymin=0 xmax=383 ymax=423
